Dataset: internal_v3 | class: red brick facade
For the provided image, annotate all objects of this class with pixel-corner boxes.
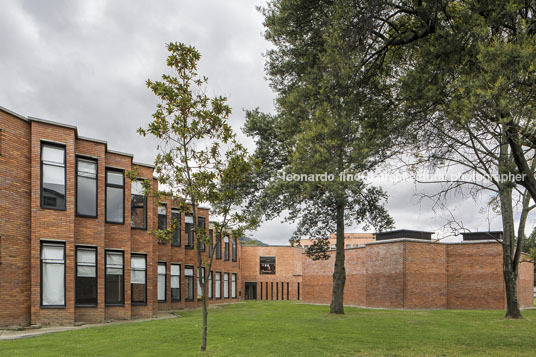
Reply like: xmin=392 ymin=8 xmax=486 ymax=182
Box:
xmin=302 ymin=239 xmax=534 ymax=310
xmin=0 ymin=108 xmax=240 ymax=328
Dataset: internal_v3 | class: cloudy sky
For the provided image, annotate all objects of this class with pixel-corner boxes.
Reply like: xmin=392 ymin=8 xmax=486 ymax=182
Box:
xmin=1 ymin=0 xmax=530 ymax=244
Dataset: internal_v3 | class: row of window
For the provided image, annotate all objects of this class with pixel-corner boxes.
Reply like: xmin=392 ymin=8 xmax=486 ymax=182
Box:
xmin=40 ymin=143 xmax=239 ymax=259
xmin=259 ymin=281 xmax=293 ymax=301
xmin=40 ymin=242 xmax=238 ymax=307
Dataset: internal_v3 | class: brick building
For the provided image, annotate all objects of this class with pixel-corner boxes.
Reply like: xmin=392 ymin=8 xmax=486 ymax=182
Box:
xmin=0 ymin=107 xmax=240 ymax=328
xmin=1 ymin=105 xmax=534 ymax=328
xmin=300 ymin=233 xmax=375 ymax=250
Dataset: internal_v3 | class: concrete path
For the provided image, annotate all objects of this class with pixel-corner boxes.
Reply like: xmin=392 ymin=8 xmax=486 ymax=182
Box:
xmin=0 ymin=312 xmax=177 ymax=341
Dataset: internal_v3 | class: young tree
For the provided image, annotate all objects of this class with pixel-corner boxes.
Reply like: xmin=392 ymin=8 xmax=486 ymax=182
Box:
xmin=246 ymin=0 xmax=395 ymax=314
xmin=136 ymin=42 xmax=248 ymax=351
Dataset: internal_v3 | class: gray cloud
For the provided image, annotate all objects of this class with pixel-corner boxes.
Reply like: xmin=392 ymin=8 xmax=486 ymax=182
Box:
xmin=1 ymin=0 xmax=533 ymax=245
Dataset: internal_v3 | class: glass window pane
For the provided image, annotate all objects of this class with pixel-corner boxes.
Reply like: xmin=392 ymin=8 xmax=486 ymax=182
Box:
xmin=171 ymin=276 xmax=180 ymax=289
xmin=42 ymin=263 xmax=65 ymax=305
xmin=107 ymin=171 xmax=123 ymax=186
xmin=106 ymin=187 xmax=124 ymax=222
xmin=131 ymin=270 xmax=145 ymax=284
xmin=42 ymin=245 xmax=65 ymax=261
xmin=131 ymin=195 xmax=146 ymax=228
xmin=185 ymin=215 xmax=193 ymax=224
xmin=131 ymin=256 xmax=146 ymax=269
xmin=77 ymin=176 xmax=96 ymax=216
xmin=42 ymin=145 xmax=64 ymax=164
xmin=158 ymin=275 xmax=166 ymax=301
xmin=78 ymin=266 xmax=96 ymax=277
xmin=131 ymin=180 xmax=143 ymax=195
xmin=43 ymin=164 xmax=65 ymax=185
xmin=171 ymin=264 xmax=180 ymax=276
xmin=106 ymin=252 xmax=123 ymax=266
xmin=78 ymin=159 xmax=96 ymax=177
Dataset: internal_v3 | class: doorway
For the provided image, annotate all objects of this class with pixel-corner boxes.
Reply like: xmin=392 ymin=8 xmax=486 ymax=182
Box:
xmin=245 ymin=282 xmax=257 ymax=300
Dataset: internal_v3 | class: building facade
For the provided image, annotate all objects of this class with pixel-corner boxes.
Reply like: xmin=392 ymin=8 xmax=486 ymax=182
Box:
xmin=1 ymin=106 xmax=534 ymax=328
xmin=0 ymin=107 xmax=240 ymax=328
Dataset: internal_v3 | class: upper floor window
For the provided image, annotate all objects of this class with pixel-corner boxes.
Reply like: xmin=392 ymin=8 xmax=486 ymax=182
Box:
xmin=185 ymin=214 xmax=194 ymax=248
xmin=232 ymin=238 xmax=237 ymax=262
xmin=131 ymin=180 xmax=146 ymax=229
xmin=41 ymin=242 xmax=65 ymax=306
xmin=224 ymin=237 xmax=230 ymax=261
xmin=158 ymin=203 xmax=167 ymax=230
xmin=331 ymin=244 xmax=336 ymax=250
xmin=215 ymin=233 xmax=222 ymax=259
xmin=41 ymin=143 xmax=66 ymax=210
xmin=260 ymin=256 xmax=276 ymax=274
xmin=198 ymin=216 xmax=206 ymax=251
xmin=208 ymin=229 xmax=214 ymax=257
xmin=171 ymin=209 xmax=181 ymax=246
xmin=76 ymin=157 xmax=97 ymax=217
xmin=105 ymin=169 xmax=124 ymax=224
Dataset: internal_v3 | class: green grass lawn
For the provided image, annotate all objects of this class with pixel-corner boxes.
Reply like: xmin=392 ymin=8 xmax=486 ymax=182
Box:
xmin=1 ymin=301 xmax=536 ymax=356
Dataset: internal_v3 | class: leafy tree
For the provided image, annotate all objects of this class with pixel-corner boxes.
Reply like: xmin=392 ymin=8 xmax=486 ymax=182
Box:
xmin=134 ymin=42 xmax=250 ymax=351
xmin=246 ymin=0 xmax=395 ymax=314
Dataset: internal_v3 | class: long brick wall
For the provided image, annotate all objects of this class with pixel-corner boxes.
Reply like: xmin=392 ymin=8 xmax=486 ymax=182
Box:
xmin=302 ymin=239 xmax=534 ymax=310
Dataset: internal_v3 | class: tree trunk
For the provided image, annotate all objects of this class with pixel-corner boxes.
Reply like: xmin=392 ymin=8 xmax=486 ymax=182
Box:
xmin=330 ymin=201 xmax=345 ymax=314
xmin=201 ymin=288 xmax=208 ymax=350
xmin=499 ymin=179 xmax=523 ymax=319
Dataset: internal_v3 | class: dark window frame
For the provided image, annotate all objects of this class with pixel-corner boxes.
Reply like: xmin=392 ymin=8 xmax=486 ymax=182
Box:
xmin=259 ymin=256 xmax=276 ymax=275
xmin=158 ymin=262 xmax=167 ymax=302
xmin=185 ymin=265 xmax=195 ymax=301
xmin=223 ymin=272 xmax=229 ymax=299
xmin=232 ymin=238 xmax=237 ymax=262
xmin=266 ymin=282 xmax=268 ymax=300
xmin=215 ymin=234 xmax=222 ymax=259
xmin=215 ymin=271 xmax=222 ymax=299
xmin=105 ymin=250 xmax=124 ymax=306
xmin=131 ymin=253 xmax=147 ymax=305
xmin=208 ymin=271 xmax=213 ymax=300
xmin=40 ymin=241 xmax=66 ymax=308
xmin=40 ymin=142 xmax=66 ymax=211
xmin=208 ymin=229 xmax=214 ymax=257
xmin=232 ymin=273 xmax=237 ymax=298
xmin=171 ymin=209 xmax=181 ymax=247
xmin=158 ymin=203 xmax=167 ymax=231
xmin=170 ymin=263 xmax=181 ymax=302
xmin=276 ymin=281 xmax=279 ymax=300
xmin=105 ymin=168 xmax=125 ymax=224
xmin=197 ymin=266 xmax=206 ymax=301
xmin=260 ymin=281 xmax=263 ymax=300
xmin=287 ymin=282 xmax=290 ymax=300
xmin=271 ymin=282 xmax=273 ymax=300
xmin=197 ymin=216 xmax=206 ymax=252
xmin=76 ymin=156 xmax=98 ymax=218
xmin=75 ymin=245 xmax=98 ymax=307
xmin=224 ymin=237 xmax=230 ymax=261
xmin=131 ymin=179 xmax=147 ymax=230
xmin=185 ymin=213 xmax=194 ymax=249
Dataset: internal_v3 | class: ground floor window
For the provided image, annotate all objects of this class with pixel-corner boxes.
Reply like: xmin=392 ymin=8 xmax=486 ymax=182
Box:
xmin=76 ymin=246 xmax=97 ymax=306
xmin=232 ymin=273 xmax=237 ymax=298
xmin=171 ymin=264 xmax=180 ymax=301
xmin=297 ymin=282 xmax=300 ymax=301
xmin=215 ymin=272 xmax=221 ymax=299
xmin=105 ymin=250 xmax=124 ymax=305
xmin=208 ymin=271 xmax=213 ymax=299
xmin=271 ymin=282 xmax=273 ymax=300
xmin=185 ymin=265 xmax=194 ymax=300
xmin=41 ymin=242 xmax=65 ymax=307
xmin=197 ymin=267 xmax=205 ymax=300
xmin=131 ymin=254 xmax=146 ymax=304
xmin=266 ymin=282 xmax=268 ymax=300
xmin=260 ymin=281 xmax=263 ymax=300
xmin=158 ymin=262 xmax=166 ymax=302
xmin=287 ymin=282 xmax=289 ymax=300
xmin=224 ymin=273 xmax=229 ymax=298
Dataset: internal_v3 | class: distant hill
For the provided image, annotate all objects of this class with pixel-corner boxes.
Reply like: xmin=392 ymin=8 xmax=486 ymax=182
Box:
xmin=240 ymin=237 xmax=268 ymax=246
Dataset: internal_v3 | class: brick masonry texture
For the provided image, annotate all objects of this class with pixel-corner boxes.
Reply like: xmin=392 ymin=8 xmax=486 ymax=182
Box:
xmin=0 ymin=109 xmax=241 ymax=327
xmin=302 ymin=240 xmax=534 ymax=310
xmin=1 ymin=107 xmax=534 ymax=327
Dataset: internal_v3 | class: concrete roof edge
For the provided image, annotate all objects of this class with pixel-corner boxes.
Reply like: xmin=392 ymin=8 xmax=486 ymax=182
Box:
xmin=29 ymin=116 xmax=78 ymax=131
xmin=0 ymin=105 xmax=28 ymax=121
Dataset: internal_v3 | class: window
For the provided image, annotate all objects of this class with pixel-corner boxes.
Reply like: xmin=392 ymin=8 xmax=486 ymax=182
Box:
xmin=185 ymin=214 xmax=194 ymax=248
xmin=197 ymin=267 xmax=205 ymax=299
xmin=76 ymin=157 xmax=97 ymax=217
xmin=105 ymin=251 xmax=124 ymax=305
xmin=106 ymin=169 xmax=124 ymax=223
xmin=224 ymin=273 xmax=229 ymax=298
xmin=232 ymin=238 xmax=237 ymax=262
xmin=131 ymin=180 xmax=146 ymax=229
xmin=232 ymin=273 xmax=237 ymax=298
xmin=265 ymin=282 xmax=268 ymax=300
xmin=41 ymin=242 xmax=65 ymax=306
xmin=171 ymin=209 xmax=181 ymax=246
xmin=287 ymin=282 xmax=290 ymax=300
xmin=185 ymin=265 xmax=194 ymax=300
xmin=131 ymin=254 xmax=146 ymax=304
xmin=171 ymin=264 xmax=180 ymax=301
xmin=158 ymin=203 xmax=167 ymax=230
xmin=208 ymin=271 xmax=213 ymax=299
xmin=346 ymin=244 xmax=351 ymax=249
xmin=224 ymin=237 xmax=230 ymax=261
xmin=353 ymin=244 xmax=359 ymax=248
xmin=215 ymin=233 xmax=222 ymax=259
xmin=215 ymin=272 xmax=221 ymax=299
xmin=304 ymin=245 xmax=308 ymax=249
xmin=76 ymin=247 xmax=97 ymax=306
xmin=331 ymin=244 xmax=336 ymax=250
xmin=271 ymin=282 xmax=273 ymax=300
xmin=41 ymin=143 xmax=66 ymax=210
xmin=260 ymin=256 xmax=276 ymax=274
xmin=208 ymin=230 xmax=214 ymax=257
xmin=276 ymin=281 xmax=279 ymax=300
xmin=281 ymin=282 xmax=284 ymax=300
xmin=158 ymin=262 xmax=166 ymax=302
xmin=260 ymin=281 xmax=263 ymax=300
xmin=297 ymin=282 xmax=300 ymax=300
xmin=197 ymin=217 xmax=206 ymax=251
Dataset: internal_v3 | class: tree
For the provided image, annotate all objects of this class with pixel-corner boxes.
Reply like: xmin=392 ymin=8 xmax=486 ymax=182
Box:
xmin=135 ymin=42 xmax=249 ymax=351
xmin=246 ymin=0 xmax=395 ymax=314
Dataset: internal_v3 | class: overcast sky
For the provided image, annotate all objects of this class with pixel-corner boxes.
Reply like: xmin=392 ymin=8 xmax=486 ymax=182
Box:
xmin=1 ymin=0 xmax=531 ymax=244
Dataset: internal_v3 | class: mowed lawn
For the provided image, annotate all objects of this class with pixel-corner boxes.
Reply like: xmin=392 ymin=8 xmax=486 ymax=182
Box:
xmin=2 ymin=301 xmax=536 ymax=356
